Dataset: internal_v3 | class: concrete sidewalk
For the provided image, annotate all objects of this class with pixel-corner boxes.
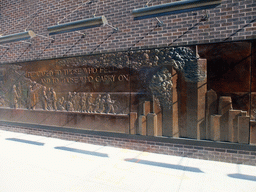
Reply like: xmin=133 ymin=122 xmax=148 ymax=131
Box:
xmin=0 ymin=129 xmax=256 ymax=192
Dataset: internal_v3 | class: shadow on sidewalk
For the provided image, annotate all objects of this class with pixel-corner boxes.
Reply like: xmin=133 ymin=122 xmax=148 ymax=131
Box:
xmin=55 ymin=146 xmax=109 ymax=158
xmin=6 ymin=138 xmax=44 ymax=146
xmin=228 ymin=173 xmax=256 ymax=181
xmin=124 ymin=158 xmax=204 ymax=173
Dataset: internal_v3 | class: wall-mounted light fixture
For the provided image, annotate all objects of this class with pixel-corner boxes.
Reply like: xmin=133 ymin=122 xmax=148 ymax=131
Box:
xmin=0 ymin=30 xmax=36 ymax=44
xmin=0 ymin=45 xmax=9 ymax=48
xmin=132 ymin=0 xmax=221 ymax=20
xmin=47 ymin=16 xmax=108 ymax=35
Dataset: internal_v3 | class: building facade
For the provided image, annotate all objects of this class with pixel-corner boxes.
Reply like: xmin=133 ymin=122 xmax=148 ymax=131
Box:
xmin=0 ymin=0 xmax=256 ymax=163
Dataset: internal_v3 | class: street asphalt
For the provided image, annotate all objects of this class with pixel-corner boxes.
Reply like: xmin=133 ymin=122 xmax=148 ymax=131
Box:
xmin=0 ymin=129 xmax=256 ymax=192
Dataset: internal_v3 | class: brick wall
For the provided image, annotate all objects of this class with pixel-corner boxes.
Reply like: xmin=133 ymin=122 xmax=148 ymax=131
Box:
xmin=0 ymin=0 xmax=255 ymax=64
xmin=0 ymin=123 xmax=255 ymax=166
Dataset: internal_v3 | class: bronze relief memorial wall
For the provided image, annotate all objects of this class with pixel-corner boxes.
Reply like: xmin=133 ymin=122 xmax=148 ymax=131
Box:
xmin=0 ymin=54 xmax=135 ymax=133
xmin=0 ymin=44 xmax=253 ymax=144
